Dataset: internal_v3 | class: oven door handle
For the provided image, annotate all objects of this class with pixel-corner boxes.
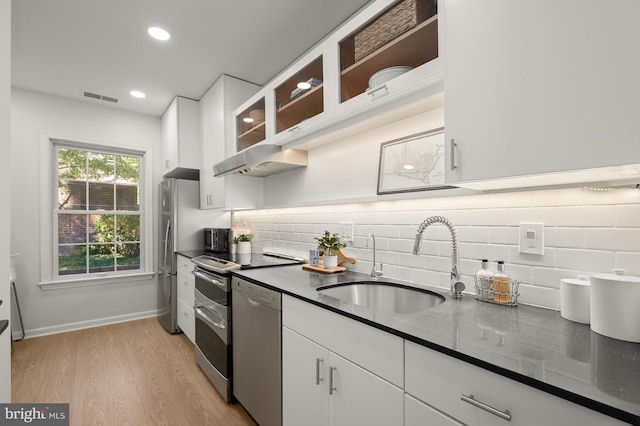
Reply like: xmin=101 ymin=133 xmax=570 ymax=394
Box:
xmin=193 ymin=270 xmax=227 ymax=290
xmin=194 ymin=304 xmax=229 ymax=345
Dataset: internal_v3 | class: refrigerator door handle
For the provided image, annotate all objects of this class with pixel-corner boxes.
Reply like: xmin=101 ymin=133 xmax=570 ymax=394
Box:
xmin=163 ymin=219 xmax=171 ymax=271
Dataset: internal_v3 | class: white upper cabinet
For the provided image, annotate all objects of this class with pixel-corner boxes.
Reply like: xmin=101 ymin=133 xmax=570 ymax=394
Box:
xmin=231 ymin=0 xmax=444 ymax=153
xmin=444 ymin=0 xmax=640 ymax=185
xmin=161 ymin=96 xmax=200 ymax=176
xmin=199 ymin=75 xmax=263 ymax=209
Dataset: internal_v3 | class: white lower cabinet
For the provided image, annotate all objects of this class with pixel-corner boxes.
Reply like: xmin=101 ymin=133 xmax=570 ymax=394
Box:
xmin=405 ymin=341 xmax=626 ymax=426
xmin=405 ymin=394 xmax=464 ymax=426
xmin=283 ymin=327 xmax=403 ymax=426
xmin=282 ymin=295 xmax=404 ymax=426
xmin=176 ymin=255 xmax=195 ymax=343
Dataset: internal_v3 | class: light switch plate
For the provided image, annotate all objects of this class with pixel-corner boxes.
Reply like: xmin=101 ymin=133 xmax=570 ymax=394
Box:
xmin=339 ymin=222 xmax=354 ymax=243
xmin=519 ymin=222 xmax=544 ymax=255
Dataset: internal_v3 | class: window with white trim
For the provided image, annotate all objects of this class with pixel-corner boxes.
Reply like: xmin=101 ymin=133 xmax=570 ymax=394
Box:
xmin=54 ymin=143 xmax=145 ymax=278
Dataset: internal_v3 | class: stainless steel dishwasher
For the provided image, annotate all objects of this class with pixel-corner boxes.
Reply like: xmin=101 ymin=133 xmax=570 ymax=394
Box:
xmin=232 ymin=276 xmax=282 ymax=426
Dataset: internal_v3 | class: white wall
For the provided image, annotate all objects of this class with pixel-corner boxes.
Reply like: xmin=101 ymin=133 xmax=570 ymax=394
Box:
xmin=10 ymin=88 xmax=163 ymax=337
xmin=0 ymin=0 xmax=11 ymax=403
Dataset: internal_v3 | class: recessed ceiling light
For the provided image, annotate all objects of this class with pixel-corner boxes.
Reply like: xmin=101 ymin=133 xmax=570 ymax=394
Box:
xmin=297 ymin=81 xmax=312 ymax=90
xmin=403 ymin=164 xmax=414 ymax=170
xmin=130 ymin=90 xmax=146 ymax=99
xmin=243 ymin=117 xmax=255 ymax=123
xmin=148 ymin=27 xmax=170 ymax=41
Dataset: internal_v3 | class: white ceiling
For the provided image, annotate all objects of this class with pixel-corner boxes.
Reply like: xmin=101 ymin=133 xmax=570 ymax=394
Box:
xmin=11 ymin=0 xmax=371 ymax=117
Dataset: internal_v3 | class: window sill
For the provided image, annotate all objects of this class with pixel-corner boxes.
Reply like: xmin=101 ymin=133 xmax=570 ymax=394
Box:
xmin=39 ymin=272 xmax=155 ymax=291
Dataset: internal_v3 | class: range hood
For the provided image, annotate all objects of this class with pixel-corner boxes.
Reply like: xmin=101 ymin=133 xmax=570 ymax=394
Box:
xmin=213 ymin=145 xmax=308 ymax=177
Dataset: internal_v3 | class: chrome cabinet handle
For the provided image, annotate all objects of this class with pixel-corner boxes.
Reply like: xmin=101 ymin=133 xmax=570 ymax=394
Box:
xmin=329 ymin=367 xmax=337 ymax=395
xmin=461 ymin=394 xmax=511 ymax=421
xmin=366 ymin=84 xmax=388 ymax=98
xmin=450 ymin=138 xmax=457 ymax=170
xmin=315 ymin=358 xmax=324 ymax=385
xmin=288 ymin=125 xmax=301 ymax=133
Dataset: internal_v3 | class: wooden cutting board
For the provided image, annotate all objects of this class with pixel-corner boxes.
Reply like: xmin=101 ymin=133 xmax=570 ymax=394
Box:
xmin=302 ymin=264 xmax=347 ymax=274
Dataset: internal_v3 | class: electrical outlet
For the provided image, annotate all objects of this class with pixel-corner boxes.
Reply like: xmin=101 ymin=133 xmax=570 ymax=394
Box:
xmin=340 ymin=222 xmax=354 ymax=243
xmin=519 ymin=223 xmax=544 ymax=255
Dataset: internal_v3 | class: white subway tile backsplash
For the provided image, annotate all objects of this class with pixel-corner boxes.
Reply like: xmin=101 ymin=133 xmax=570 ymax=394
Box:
xmin=544 ymin=227 xmax=584 ymax=249
xmin=518 ymin=284 xmax=559 ymax=310
xmin=615 ymin=204 xmax=640 ymax=227
xmin=555 ymin=249 xmax=615 ymax=273
xmin=469 ymin=244 xmax=511 ymax=263
xmin=584 ymin=228 xmax=640 ymax=252
xmin=509 ymin=247 xmax=557 ymax=268
xmin=235 ymin=187 xmax=639 ymax=311
xmin=532 ymin=267 xmax=585 ymax=289
xmin=509 ymin=207 xmax=557 ymax=226
xmin=555 ymin=205 xmax=615 ymax=227
xmin=468 ymin=209 xmax=511 ymax=226
xmin=489 ymin=227 xmax=519 ymax=245
xmin=457 ymin=226 xmax=490 ymax=243
xmin=615 ymin=252 xmax=640 ymax=276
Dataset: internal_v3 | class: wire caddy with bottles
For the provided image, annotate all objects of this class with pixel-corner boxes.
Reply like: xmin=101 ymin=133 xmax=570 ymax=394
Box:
xmin=474 ymin=259 xmax=520 ymax=306
xmin=474 ymin=276 xmax=520 ymax=306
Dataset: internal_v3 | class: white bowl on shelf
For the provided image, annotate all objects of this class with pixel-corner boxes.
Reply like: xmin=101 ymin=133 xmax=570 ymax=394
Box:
xmin=249 ymin=109 xmax=265 ymax=123
xmin=368 ymin=66 xmax=413 ymax=89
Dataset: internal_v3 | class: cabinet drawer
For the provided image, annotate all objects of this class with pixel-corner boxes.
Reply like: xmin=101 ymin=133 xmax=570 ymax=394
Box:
xmin=405 ymin=341 xmax=626 ymax=426
xmin=405 ymin=394 xmax=464 ymax=426
xmin=177 ymin=298 xmax=195 ymax=343
xmin=282 ymin=295 xmax=403 ymax=387
xmin=177 ymin=270 xmax=194 ymax=304
xmin=176 ymin=255 xmax=193 ymax=276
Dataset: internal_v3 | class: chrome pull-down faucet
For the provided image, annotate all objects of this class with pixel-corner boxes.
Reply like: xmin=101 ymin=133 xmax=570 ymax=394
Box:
xmin=366 ymin=233 xmax=383 ymax=280
xmin=413 ymin=216 xmax=465 ymax=298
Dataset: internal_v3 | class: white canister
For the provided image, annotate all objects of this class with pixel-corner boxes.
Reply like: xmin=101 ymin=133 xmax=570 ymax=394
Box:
xmin=590 ymin=269 xmax=640 ymax=343
xmin=560 ymin=275 xmax=591 ymax=324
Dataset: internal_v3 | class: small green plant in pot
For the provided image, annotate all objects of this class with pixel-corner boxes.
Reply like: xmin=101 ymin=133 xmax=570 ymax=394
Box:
xmin=233 ymin=233 xmax=253 ymax=254
xmin=233 ymin=233 xmax=253 ymax=244
xmin=314 ymin=231 xmax=346 ymax=269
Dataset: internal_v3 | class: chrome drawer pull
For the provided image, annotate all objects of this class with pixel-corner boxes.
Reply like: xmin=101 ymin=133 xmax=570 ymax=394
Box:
xmin=450 ymin=138 xmax=457 ymax=170
xmin=315 ymin=358 xmax=324 ymax=385
xmin=461 ymin=394 xmax=511 ymax=421
xmin=329 ymin=367 xmax=337 ymax=395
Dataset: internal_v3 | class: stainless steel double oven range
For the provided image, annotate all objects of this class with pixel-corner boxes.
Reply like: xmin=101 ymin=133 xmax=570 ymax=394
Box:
xmin=190 ymin=252 xmax=304 ymax=401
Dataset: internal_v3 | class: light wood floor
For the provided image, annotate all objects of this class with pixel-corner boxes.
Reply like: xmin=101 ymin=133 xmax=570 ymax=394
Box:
xmin=11 ymin=317 xmax=256 ymax=426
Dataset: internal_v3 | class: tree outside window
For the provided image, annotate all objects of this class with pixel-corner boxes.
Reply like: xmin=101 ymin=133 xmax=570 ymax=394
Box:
xmin=56 ymin=146 xmax=142 ymax=276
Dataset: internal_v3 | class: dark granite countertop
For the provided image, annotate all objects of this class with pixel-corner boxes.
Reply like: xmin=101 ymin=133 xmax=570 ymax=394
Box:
xmin=176 ymin=250 xmax=209 ymax=259
xmin=0 ymin=320 xmax=8 ymax=337
xmin=233 ymin=266 xmax=640 ymax=425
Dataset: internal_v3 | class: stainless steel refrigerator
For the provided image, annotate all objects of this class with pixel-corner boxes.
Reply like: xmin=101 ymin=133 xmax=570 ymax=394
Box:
xmin=158 ymin=177 xmax=204 ymax=334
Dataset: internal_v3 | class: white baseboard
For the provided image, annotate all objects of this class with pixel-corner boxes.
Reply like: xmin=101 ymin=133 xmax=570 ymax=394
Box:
xmin=13 ymin=309 xmax=161 ymax=340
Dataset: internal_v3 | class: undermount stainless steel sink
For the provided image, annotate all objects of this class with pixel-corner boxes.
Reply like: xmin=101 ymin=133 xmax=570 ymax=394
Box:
xmin=316 ymin=281 xmax=445 ymax=314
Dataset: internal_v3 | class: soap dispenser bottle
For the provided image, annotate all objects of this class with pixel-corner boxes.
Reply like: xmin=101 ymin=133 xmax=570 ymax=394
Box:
xmin=493 ymin=261 xmax=511 ymax=303
xmin=476 ymin=259 xmax=494 ymax=300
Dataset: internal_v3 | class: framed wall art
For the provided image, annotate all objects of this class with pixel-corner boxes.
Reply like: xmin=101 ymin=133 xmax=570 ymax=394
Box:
xmin=377 ymin=127 xmax=454 ymax=195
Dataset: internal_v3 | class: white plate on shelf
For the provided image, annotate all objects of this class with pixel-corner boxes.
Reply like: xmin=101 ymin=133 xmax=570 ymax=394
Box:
xmin=368 ymin=66 xmax=413 ymax=89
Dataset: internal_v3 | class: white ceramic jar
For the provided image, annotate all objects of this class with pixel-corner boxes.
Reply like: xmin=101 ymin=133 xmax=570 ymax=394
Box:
xmin=590 ymin=269 xmax=640 ymax=342
xmin=560 ymin=275 xmax=591 ymax=324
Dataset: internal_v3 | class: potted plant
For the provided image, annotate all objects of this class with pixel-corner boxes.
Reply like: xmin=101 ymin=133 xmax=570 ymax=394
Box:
xmin=233 ymin=233 xmax=253 ymax=254
xmin=314 ymin=230 xmax=347 ymax=269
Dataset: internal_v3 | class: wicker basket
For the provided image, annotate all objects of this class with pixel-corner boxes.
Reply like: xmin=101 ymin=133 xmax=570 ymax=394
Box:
xmin=354 ymin=0 xmax=436 ymax=62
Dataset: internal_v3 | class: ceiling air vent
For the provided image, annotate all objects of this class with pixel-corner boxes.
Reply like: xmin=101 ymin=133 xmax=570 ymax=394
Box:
xmin=83 ymin=91 xmax=119 ymax=103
